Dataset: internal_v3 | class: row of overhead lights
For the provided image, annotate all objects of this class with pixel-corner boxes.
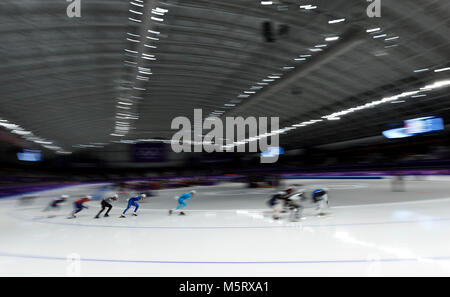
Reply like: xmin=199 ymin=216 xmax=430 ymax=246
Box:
xmin=414 ymin=66 xmax=450 ymax=73
xmin=116 ymin=4 xmax=339 ymax=143
xmin=366 ymin=27 xmax=401 ymax=56
xmin=259 ymin=1 xmax=318 ymax=12
xmin=224 ymin=79 xmax=450 ymax=149
xmin=408 ymin=65 xmax=449 ymax=104
xmin=212 ymin=18 xmax=341 ymax=118
xmin=114 ymin=0 xmax=146 ymax=137
xmin=211 ymin=12 xmax=350 ymax=147
xmin=210 ymin=73 xmax=287 ymax=117
xmin=366 ymin=28 xmax=450 ymax=75
xmin=79 ymin=5 xmax=447 ymax=150
xmin=0 ymin=118 xmax=70 ymax=154
xmin=113 ymin=14 xmax=450 ymax=148
xmin=260 ymin=1 xmax=322 ymax=11
xmin=368 ymin=27 xmax=399 ymax=42
xmin=217 ymin=15 xmax=449 ymax=148
xmin=111 ymin=2 xmax=169 ymax=138
xmin=260 ymin=1 xmax=317 ymax=10
xmin=114 ymin=79 xmax=450 ymax=148
xmin=213 ymin=6 xmax=346 ymax=116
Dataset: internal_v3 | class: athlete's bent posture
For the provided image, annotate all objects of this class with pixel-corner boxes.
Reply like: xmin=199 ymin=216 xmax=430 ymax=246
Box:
xmin=44 ymin=195 xmax=68 ymax=212
xmin=69 ymin=196 xmax=91 ymax=218
xmin=169 ymin=190 xmax=196 ymax=216
xmin=268 ymin=191 xmax=286 ymax=220
xmin=268 ymin=186 xmax=299 ymax=219
xmin=285 ymin=189 xmax=306 ymax=221
xmin=312 ymin=188 xmax=329 ymax=215
xmin=120 ymin=193 xmax=146 ymax=218
xmin=269 ymin=187 xmax=306 ymax=220
xmin=95 ymin=194 xmax=119 ymax=218
xmin=43 ymin=195 xmax=68 ymax=217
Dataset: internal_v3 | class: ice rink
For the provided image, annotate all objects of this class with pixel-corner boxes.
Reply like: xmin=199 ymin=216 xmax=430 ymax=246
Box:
xmin=1 ymin=178 xmax=450 ymax=276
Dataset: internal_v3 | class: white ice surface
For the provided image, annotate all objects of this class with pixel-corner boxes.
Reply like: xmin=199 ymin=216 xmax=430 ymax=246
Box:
xmin=1 ymin=180 xmax=450 ymax=276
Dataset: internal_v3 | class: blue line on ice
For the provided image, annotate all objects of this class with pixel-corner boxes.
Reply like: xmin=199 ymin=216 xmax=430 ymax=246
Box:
xmin=9 ymin=212 xmax=450 ymax=230
xmin=0 ymin=251 xmax=449 ymax=264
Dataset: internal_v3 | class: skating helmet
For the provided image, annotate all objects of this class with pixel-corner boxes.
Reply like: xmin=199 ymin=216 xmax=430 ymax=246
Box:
xmin=140 ymin=193 xmax=147 ymax=198
xmin=190 ymin=190 xmax=197 ymax=195
xmin=61 ymin=194 xmax=69 ymax=199
xmin=113 ymin=193 xmax=119 ymax=198
xmin=286 ymin=186 xmax=296 ymax=194
xmin=86 ymin=195 xmax=92 ymax=200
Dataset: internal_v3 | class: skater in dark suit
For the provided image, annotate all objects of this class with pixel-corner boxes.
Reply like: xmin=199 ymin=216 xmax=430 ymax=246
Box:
xmin=95 ymin=194 xmax=119 ymax=218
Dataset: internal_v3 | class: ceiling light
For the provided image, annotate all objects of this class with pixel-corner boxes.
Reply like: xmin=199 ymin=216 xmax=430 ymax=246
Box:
xmin=384 ymin=36 xmax=399 ymax=41
xmin=129 ymin=9 xmax=142 ymax=15
xmin=152 ymin=10 xmax=165 ymax=16
xmin=155 ymin=7 xmax=168 ymax=13
xmin=325 ymin=36 xmax=340 ymax=41
xmin=130 ymin=2 xmax=144 ymax=7
xmin=434 ymin=67 xmax=450 ymax=73
xmin=127 ymin=38 xmax=140 ymax=43
xmin=300 ymin=5 xmax=317 ymax=10
xmin=328 ymin=18 xmax=345 ymax=24
xmin=414 ymin=68 xmax=429 ymax=73
xmin=366 ymin=28 xmax=381 ymax=33
xmin=128 ymin=18 xmax=142 ymax=23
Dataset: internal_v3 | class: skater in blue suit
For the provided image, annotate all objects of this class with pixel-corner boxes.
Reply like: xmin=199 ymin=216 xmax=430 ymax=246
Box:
xmin=311 ymin=188 xmax=329 ymax=215
xmin=169 ymin=190 xmax=196 ymax=216
xmin=120 ymin=193 xmax=146 ymax=218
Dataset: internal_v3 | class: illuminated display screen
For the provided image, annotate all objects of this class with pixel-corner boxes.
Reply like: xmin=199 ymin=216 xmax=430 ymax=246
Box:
xmin=383 ymin=116 xmax=444 ymax=139
xmin=261 ymin=147 xmax=284 ymax=157
xmin=17 ymin=149 xmax=42 ymax=162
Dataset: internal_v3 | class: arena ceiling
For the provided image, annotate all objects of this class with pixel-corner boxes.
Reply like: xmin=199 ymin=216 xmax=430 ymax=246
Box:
xmin=0 ymin=0 xmax=449 ymax=153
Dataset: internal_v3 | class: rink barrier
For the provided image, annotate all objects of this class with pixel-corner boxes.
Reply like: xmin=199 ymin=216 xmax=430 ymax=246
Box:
xmin=0 ymin=183 xmax=78 ymax=199
xmin=2 ymin=174 xmax=450 ymax=200
xmin=282 ymin=176 xmax=384 ymax=179
xmin=0 ymin=182 xmax=111 ymax=200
